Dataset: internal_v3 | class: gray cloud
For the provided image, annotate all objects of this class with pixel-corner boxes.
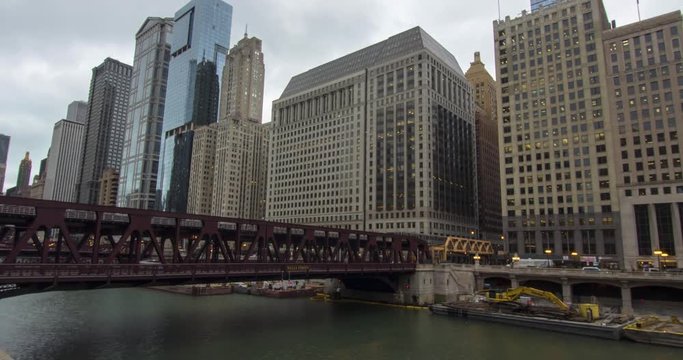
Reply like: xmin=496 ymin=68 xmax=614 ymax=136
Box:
xmin=0 ymin=0 xmax=680 ymax=191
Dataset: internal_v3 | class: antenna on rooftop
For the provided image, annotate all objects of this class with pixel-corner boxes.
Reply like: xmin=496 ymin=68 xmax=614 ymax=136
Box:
xmin=245 ymin=23 xmax=248 ymax=38
xmin=498 ymin=0 xmax=501 ymax=21
xmin=637 ymin=0 xmax=641 ymax=21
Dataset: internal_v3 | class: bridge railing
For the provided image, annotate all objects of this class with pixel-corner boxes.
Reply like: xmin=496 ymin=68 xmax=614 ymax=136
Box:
xmin=0 ymin=263 xmax=416 ymax=284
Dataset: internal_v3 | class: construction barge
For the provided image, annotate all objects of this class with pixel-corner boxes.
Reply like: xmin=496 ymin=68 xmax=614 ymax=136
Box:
xmin=622 ymin=316 xmax=683 ymax=347
xmin=430 ymin=302 xmax=624 ymax=340
xmin=430 ymin=286 xmax=629 ymax=340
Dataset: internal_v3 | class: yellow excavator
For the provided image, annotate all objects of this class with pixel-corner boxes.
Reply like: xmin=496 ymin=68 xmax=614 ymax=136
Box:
xmin=479 ymin=286 xmax=600 ymax=321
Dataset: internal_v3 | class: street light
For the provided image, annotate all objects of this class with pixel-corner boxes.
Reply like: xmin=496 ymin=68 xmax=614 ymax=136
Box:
xmin=544 ymin=249 xmax=552 ymax=268
xmin=661 ymin=253 xmax=669 ymax=270
xmin=511 ymin=254 xmax=520 ymax=268
xmin=570 ymin=251 xmax=579 ymax=268
xmin=654 ymin=249 xmax=663 ymax=270
xmin=473 ymin=254 xmax=481 ymax=267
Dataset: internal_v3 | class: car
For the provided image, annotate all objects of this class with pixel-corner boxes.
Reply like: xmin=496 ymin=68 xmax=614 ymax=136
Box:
xmin=582 ymin=266 xmax=601 ymax=272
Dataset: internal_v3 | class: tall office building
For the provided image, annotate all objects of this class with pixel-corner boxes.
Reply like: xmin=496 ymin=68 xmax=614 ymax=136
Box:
xmin=44 ymin=119 xmax=86 ymax=202
xmin=192 ymin=59 xmax=220 ymax=127
xmin=219 ymin=35 xmax=265 ymax=122
xmin=603 ymin=11 xmax=683 ymax=269
xmin=66 ymin=101 xmax=88 ymax=125
xmin=118 ymin=17 xmax=173 ymax=210
xmin=187 ymin=124 xmax=217 ymax=215
xmin=16 ymin=152 xmax=32 ymax=193
xmin=76 ymin=58 xmax=132 ymax=204
xmin=465 ymin=52 xmax=503 ymax=244
xmin=166 ymin=59 xmax=221 ymax=213
xmin=210 ymin=35 xmax=268 ymax=219
xmin=495 ymin=0 xmax=619 ymax=260
xmin=158 ymin=0 xmax=232 ymax=213
xmin=268 ymin=27 xmax=477 ymax=237
xmin=210 ymin=120 xmax=270 ymax=218
xmin=0 ymin=134 xmax=9 ymax=194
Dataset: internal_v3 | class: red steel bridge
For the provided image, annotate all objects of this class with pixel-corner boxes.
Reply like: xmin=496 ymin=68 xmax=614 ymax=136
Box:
xmin=0 ymin=197 xmax=430 ymax=297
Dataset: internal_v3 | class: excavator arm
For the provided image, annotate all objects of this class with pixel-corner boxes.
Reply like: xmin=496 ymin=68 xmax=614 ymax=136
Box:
xmin=486 ymin=286 xmax=569 ymax=311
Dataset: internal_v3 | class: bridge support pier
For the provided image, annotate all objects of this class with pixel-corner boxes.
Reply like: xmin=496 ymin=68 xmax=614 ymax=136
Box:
xmin=561 ymin=277 xmax=572 ymax=304
xmin=509 ymin=275 xmax=519 ymax=289
xmin=620 ymin=281 xmax=633 ymax=316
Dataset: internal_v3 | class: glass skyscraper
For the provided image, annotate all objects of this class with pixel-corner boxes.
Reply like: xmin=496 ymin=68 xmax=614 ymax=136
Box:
xmin=158 ymin=0 xmax=232 ymax=212
xmin=118 ymin=17 xmax=173 ymax=210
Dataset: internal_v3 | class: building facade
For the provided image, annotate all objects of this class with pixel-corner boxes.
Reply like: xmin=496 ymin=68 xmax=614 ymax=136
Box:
xmin=0 ymin=134 xmax=9 ymax=194
xmin=268 ymin=27 xmax=477 ymax=238
xmin=465 ymin=52 xmax=503 ymax=244
xmin=27 ymin=158 xmax=47 ymax=199
xmin=118 ymin=17 xmax=173 ymax=210
xmin=98 ymin=168 xmax=119 ymax=206
xmin=603 ymin=11 xmax=683 ymax=269
xmin=211 ymin=120 xmax=270 ymax=218
xmin=43 ymin=118 xmax=85 ymax=202
xmin=158 ymin=0 xmax=232 ymax=212
xmin=495 ymin=0 xmax=621 ymax=261
xmin=187 ymin=124 xmax=217 ymax=215
xmin=219 ymin=35 xmax=265 ymax=122
xmin=211 ymin=35 xmax=268 ymax=219
xmin=76 ymin=58 xmax=132 ymax=204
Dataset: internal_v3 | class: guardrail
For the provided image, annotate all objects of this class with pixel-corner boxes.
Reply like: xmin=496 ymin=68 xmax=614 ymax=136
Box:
xmin=437 ymin=263 xmax=683 ymax=280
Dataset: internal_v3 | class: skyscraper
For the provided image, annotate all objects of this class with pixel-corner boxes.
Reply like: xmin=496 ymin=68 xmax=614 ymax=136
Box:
xmin=198 ymin=35 xmax=268 ymax=219
xmin=0 ymin=134 xmax=9 ymax=194
xmin=192 ymin=59 xmax=220 ymax=127
xmin=603 ymin=11 xmax=683 ymax=269
xmin=268 ymin=27 xmax=477 ymax=238
xmin=76 ymin=58 xmax=132 ymax=204
xmin=219 ymin=35 xmax=265 ymax=122
xmin=465 ymin=52 xmax=502 ymax=244
xmin=43 ymin=102 xmax=87 ymax=202
xmin=66 ymin=101 xmax=88 ymax=124
xmin=158 ymin=0 xmax=233 ymax=212
xmin=209 ymin=119 xmax=270 ymax=218
xmin=16 ymin=151 xmax=32 ymax=192
xmin=495 ymin=0 xmax=619 ymax=260
xmin=118 ymin=17 xmax=173 ymax=210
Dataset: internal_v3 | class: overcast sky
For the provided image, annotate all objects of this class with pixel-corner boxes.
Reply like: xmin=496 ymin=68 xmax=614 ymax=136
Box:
xmin=0 ymin=0 xmax=680 ymax=192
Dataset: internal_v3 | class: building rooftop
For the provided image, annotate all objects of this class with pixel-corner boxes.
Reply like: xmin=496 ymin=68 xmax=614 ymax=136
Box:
xmin=279 ymin=26 xmax=463 ymax=99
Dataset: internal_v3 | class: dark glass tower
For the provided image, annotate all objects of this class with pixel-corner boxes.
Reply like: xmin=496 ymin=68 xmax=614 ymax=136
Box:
xmin=158 ymin=0 xmax=232 ymax=212
xmin=76 ymin=58 xmax=132 ymax=205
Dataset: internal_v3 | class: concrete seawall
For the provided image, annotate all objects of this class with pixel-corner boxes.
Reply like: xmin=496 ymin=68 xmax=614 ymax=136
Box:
xmin=340 ymin=264 xmax=476 ymax=305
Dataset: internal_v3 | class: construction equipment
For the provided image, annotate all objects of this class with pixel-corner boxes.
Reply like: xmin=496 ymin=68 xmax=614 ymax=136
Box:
xmin=478 ymin=286 xmax=600 ymax=321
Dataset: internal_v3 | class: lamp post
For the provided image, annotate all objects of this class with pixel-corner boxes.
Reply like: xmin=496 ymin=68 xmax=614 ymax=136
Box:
xmin=544 ymin=249 xmax=552 ymax=268
xmin=661 ymin=253 xmax=669 ymax=270
xmin=654 ymin=249 xmax=663 ymax=270
xmin=571 ymin=251 xmax=579 ymax=268
xmin=511 ymin=254 xmax=520 ymax=269
xmin=473 ymin=254 xmax=481 ymax=267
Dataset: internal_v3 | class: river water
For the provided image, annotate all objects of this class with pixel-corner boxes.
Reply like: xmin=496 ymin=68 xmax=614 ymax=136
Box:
xmin=0 ymin=288 xmax=681 ymax=359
